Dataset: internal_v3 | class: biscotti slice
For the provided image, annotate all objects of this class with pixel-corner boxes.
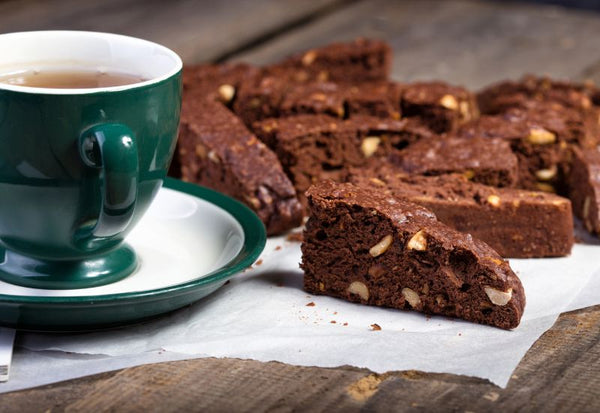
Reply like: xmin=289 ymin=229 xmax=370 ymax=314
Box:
xmin=301 ymin=181 xmax=525 ymax=330
xmin=279 ymin=82 xmax=347 ymax=118
xmin=179 ymin=98 xmax=302 ymax=235
xmin=254 ymin=115 xmax=433 ymax=208
xmin=237 ymin=79 xmax=403 ymax=128
xmin=233 ymin=74 xmax=290 ymax=127
xmin=349 ymin=167 xmax=573 ymax=258
xmin=565 ymin=146 xmax=600 ymax=234
xmin=350 ymin=115 xmax=436 ymax=154
xmin=477 ymin=75 xmax=593 ymax=115
xmin=273 ymin=38 xmax=392 ymax=83
xmin=253 ymin=115 xmax=350 ymax=205
xmin=183 ymin=63 xmax=259 ymax=107
xmin=401 ymin=81 xmax=479 ymax=133
xmin=457 ymin=106 xmax=598 ymax=192
xmin=344 ymin=81 xmax=403 ymax=119
xmin=393 ymin=136 xmax=518 ymax=187
xmin=279 ymin=81 xmax=403 ymax=120
xmin=468 ymin=99 xmax=599 ymax=150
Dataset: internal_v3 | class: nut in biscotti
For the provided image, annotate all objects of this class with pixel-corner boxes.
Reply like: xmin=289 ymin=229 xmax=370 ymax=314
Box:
xmin=527 ymin=127 xmax=556 ymax=145
xmin=439 ymin=94 xmax=459 ymax=110
xmin=218 ymin=84 xmax=236 ymax=103
xmin=407 ymin=230 xmax=427 ymax=251
xmin=361 ymin=137 xmax=381 ymax=158
xmin=348 ymin=281 xmax=369 ymax=301
xmin=486 ymin=194 xmax=501 ymax=207
xmin=369 ymin=234 xmax=393 ymax=257
xmin=402 ymin=288 xmax=422 ymax=308
xmin=535 ymin=166 xmax=557 ymax=181
xmin=484 ymin=287 xmax=513 ymax=306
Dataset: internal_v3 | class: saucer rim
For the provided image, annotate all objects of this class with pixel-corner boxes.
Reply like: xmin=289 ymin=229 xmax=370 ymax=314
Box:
xmin=0 ymin=178 xmax=266 ymax=304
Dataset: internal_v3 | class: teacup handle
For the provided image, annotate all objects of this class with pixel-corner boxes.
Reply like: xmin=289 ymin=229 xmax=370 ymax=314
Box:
xmin=78 ymin=123 xmax=139 ymax=240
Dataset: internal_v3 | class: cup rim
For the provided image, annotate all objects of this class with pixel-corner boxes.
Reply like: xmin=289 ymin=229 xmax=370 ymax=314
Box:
xmin=0 ymin=30 xmax=183 ymax=95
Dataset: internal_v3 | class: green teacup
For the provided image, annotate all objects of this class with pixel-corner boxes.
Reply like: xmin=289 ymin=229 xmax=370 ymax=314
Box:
xmin=0 ymin=31 xmax=182 ymax=289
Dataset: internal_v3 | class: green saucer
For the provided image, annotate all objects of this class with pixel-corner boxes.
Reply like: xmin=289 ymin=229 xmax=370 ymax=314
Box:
xmin=0 ymin=178 xmax=266 ymax=332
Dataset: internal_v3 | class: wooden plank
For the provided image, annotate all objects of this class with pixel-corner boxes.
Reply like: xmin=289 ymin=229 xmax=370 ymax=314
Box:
xmin=231 ymin=0 xmax=600 ymax=89
xmin=0 ymin=0 xmax=344 ymax=63
xmin=2 ymin=305 xmax=598 ymax=411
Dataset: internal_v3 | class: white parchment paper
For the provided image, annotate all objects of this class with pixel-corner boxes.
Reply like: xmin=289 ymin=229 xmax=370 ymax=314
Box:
xmin=2 ymin=235 xmax=600 ymax=393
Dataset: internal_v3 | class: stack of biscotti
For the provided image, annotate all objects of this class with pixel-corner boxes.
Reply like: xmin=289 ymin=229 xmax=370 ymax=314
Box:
xmin=347 ymin=165 xmax=573 ymax=258
xmin=176 ymin=39 xmax=600 ymax=241
xmin=248 ymin=81 xmax=477 ymax=210
xmin=176 ymin=39 xmax=487 ymax=228
xmin=176 ymin=39 xmax=398 ymax=234
xmin=175 ymin=38 xmax=600 ymax=329
xmin=468 ymin=76 xmax=600 ymax=235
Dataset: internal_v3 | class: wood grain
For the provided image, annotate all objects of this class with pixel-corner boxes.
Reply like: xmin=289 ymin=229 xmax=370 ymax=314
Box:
xmin=232 ymin=0 xmax=600 ymax=89
xmin=2 ymin=306 xmax=598 ymax=412
xmin=0 ymin=0 xmax=343 ymax=63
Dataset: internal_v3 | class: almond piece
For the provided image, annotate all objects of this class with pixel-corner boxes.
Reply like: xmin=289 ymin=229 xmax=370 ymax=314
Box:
xmin=484 ymin=287 xmax=513 ymax=306
xmin=407 ymin=230 xmax=427 ymax=251
xmin=369 ymin=234 xmax=393 ymax=257
xmin=348 ymin=281 xmax=369 ymax=301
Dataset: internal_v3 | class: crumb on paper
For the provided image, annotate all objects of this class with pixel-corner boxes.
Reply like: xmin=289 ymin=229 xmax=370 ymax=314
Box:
xmin=370 ymin=323 xmax=381 ymax=331
xmin=286 ymin=232 xmax=303 ymax=242
xmin=275 ymin=245 xmax=282 ymax=251
xmin=256 ymin=259 xmax=263 ymax=266
xmin=330 ymin=320 xmax=336 ymax=324
xmin=343 ymin=322 xmax=348 ymax=326
xmin=333 ymin=311 xmax=338 ymax=315
xmin=306 ymin=302 xmax=315 ymax=307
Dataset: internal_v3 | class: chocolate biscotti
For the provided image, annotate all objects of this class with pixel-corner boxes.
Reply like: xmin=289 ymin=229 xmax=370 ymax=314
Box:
xmin=391 ymin=136 xmax=519 ymax=187
xmin=279 ymin=81 xmax=403 ymax=120
xmin=401 ymin=81 xmax=479 ymax=133
xmin=457 ymin=105 xmax=599 ymax=191
xmin=273 ymin=38 xmax=392 ymax=83
xmin=232 ymin=39 xmax=392 ymax=127
xmin=349 ymin=168 xmax=573 ymax=258
xmin=254 ymin=114 xmax=434 ymax=208
xmin=565 ymin=146 xmax=600 ymax=234
xmin=301 ymin=181 xmax=526 ymax=329
xmin=235 ymin=78 xmax=403 ymax=128
xmin=477 ymin=75 xmax=593 ymax=115
xmin=178 ymin=98 xmax=302 ymax=235
xmin=183 ymin=63 xmax=259 ymax=106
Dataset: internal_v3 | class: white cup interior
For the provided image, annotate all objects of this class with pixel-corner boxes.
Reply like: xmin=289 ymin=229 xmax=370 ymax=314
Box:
xmin=0 ymin=31 xmax=182 ymax=94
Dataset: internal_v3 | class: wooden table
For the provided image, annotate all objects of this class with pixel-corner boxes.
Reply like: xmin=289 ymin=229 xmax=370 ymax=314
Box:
xmin=2 ymin=0 xmax=600 ymax=410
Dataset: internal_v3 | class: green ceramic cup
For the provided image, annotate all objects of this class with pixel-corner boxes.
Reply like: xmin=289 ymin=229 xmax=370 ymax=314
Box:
xmin=0 ymin=31 xmax=182 ymax=289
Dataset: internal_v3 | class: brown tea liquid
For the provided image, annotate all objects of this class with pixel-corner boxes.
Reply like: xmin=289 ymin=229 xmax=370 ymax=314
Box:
xmin=0 ymin=70 xmax=146 ymax=88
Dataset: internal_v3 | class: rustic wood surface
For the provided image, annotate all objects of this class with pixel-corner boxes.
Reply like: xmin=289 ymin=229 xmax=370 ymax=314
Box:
xmin=1 ymin=0 xmax=600 ymax=411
